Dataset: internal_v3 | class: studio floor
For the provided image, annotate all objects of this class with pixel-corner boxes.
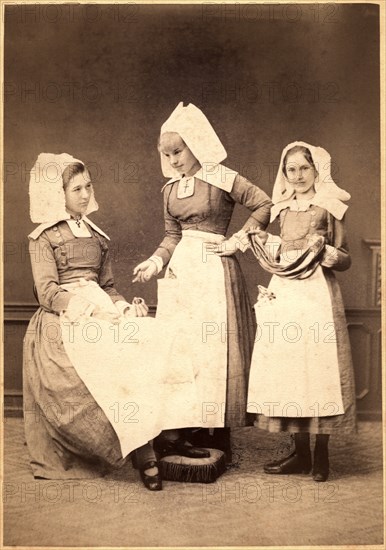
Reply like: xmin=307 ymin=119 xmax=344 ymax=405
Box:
xmin=2 ymin=418 xmax=384 ymax=548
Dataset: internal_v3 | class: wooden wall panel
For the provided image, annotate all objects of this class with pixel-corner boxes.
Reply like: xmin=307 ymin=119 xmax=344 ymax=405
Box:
xmin=4 ymin=304 xmax=381 ymax=420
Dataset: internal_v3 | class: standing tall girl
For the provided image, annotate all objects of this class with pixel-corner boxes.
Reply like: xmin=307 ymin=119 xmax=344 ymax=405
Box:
xmin=133 ymin=103 xmax=272 ymax=459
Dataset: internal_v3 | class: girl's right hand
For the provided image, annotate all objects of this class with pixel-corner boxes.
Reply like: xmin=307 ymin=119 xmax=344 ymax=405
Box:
xmin=132 ymin=260 xmax=158 ymax=283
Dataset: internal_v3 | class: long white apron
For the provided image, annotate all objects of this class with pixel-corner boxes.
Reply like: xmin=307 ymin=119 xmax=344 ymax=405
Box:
xmin=247 ymin=253 xmax=344 ymax=419
xmin=156 ymin=229 xmax=228 ymax=427
xmin=60 ymin=280 xmax=198 ymax=458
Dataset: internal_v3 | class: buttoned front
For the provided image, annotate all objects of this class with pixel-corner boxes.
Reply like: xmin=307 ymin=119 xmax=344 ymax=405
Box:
xmin=154 ymin=173 xmax=272 ymax=265
xmin=278 ymin=204 xmax=350 ymax=271
xmin=29 ymin=220 xmax=124 ymax=314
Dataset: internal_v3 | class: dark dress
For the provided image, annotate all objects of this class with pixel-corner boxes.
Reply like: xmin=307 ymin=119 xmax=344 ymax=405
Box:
xmin=24 ymin=220 xmax=128 ymax=479
xmin=153 ymin=173 xmax=272 ymax=427
xmin=248 ymin=205 xmax=357 ymax=434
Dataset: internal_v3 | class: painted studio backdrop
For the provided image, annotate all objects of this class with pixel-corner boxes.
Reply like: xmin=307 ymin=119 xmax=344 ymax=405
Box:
xmin=4 ymin=3 xmax=381 ymax=418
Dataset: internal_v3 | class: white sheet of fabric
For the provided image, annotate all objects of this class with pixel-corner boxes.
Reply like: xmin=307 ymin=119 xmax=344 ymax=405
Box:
xmin=29 ymin=153 xmax=98 ymax=223
xmin=270 ymin=141 xmax=351 ymax=222
xmin=60 ymin=280 xmax=199 ymax=457
xmin=156 ymin=229 xmax=229 ymax=427
xmin=247 ymin=249 xmax=344 ymax=418
xmin=160 ymin=102 xmax=227 ymax=180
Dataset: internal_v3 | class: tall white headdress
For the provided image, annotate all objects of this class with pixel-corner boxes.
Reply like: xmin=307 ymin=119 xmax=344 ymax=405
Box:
xmin=270 ymin=141 xmax=351 ymax=221
xmin=29 ymin=153 xmax=98 ymax=223
xmin=159 ymin=102 xmax=227 ymax=178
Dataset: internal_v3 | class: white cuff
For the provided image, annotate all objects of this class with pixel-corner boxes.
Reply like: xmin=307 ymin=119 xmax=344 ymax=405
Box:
xmin=148 ymin=255 xmax=164 ymax=274
xmin=322 ymin=244 xmax=339 ymax=266
xmin=232 ymin=230 xmax=250 ymax=253
xmin=115 ymin=300 xmax=133 ymax=316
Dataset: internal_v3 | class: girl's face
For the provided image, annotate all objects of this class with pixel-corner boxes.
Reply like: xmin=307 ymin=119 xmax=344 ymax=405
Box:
xmin=64 ymin=171 xmax=92 ymax=217
xmin=159 ymin=132 xmax=201 ymax=177
xmin=284 ymin=151 xmax=316 ymax=197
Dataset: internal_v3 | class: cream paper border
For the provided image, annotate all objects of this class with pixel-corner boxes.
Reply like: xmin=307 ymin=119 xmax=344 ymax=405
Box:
xmin=0 ymin=1 xmax=384 ymax=549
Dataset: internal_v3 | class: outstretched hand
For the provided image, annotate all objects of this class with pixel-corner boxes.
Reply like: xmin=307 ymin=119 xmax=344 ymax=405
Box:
xmin=132 ymin=260 xmax=157 ymax=283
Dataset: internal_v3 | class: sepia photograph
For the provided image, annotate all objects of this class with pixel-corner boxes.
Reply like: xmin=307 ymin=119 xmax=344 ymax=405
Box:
xmin=2 ymin=0 xmax=384 ymax=547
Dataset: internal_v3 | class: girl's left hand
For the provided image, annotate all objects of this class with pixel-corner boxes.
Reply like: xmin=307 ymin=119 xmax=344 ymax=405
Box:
xmin=213 ymin=231 xmax=248 ymax=256
xmin=214 ymin=240 xmax=237 ymax=256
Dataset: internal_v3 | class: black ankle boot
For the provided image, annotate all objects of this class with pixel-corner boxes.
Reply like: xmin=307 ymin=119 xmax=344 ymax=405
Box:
xmin=264 ymin=452 xmax=311 ymax=474
xmin=264 ymin=433 xmax=311 ymax=475
xmin=313 ymin=445 xmax=329 ymax=482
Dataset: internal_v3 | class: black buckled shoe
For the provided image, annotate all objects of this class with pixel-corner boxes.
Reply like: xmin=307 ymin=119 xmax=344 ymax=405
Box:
xmin=139 ymin=460 xmax=163 ymax=491
xmin=189 ymin=428 xmax=232 ymax=464
xmin=154 ymin=437 xmax=210 ymax=459
xmin=264 ymin=452 xmax=312 ymax=475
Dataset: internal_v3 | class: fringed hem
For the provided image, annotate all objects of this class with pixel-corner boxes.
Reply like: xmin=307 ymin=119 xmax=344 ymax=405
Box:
xmin=160 ymin=449 xmax=226 ymax=483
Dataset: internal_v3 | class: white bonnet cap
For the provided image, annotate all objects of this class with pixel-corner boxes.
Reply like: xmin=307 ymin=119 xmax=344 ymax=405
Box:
xmin=270 ymin=141 xmax=351 ymax=221
xmin=29 ymin=153 xmax=98 ymax=223
xmin=159 ymin=102 xmax=227 ymax=178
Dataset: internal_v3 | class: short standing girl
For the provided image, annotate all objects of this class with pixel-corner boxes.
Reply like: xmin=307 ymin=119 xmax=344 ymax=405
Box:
xmin=247 ymin=142 xmax=356 ymax=481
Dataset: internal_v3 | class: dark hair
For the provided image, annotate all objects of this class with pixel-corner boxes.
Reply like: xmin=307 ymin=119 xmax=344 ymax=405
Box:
xmin=62 ymin=162 xmax=89 ymax=189
xmin=282 ymin=145 xmax=315 ymax=177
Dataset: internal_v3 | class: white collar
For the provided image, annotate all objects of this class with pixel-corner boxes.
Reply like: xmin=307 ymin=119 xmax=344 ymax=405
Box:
xmin=270 ymin=196 xmax=348 ymax=221
xmin=28 ymin=215 xmax=110 ymax=241
xmin=161 ymin=164 xmax=238 ymax=193
xmin=289 ymin=198 xmax=312 ymax=211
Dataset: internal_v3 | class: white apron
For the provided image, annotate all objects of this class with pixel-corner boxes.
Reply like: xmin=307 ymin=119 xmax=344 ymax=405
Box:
xmin=156 ymin=229 xmax=228 ymax=427
xmin=60 ymin=280 xmax=198 ymax=458
xmin=247 ymin=251 xmax=344 ymax=418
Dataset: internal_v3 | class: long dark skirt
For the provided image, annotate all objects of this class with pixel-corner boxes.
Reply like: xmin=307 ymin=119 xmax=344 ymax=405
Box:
xmin=222 ymin=256 xmax=256 ymax=427
xmin=23 ymin=309 xmax=126 ymax=479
